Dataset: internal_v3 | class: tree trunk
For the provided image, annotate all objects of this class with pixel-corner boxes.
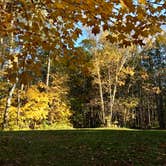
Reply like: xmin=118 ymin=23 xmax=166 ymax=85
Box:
xmin=107 ymin=67 xmax=112 ymax=127
xmin=2 ymin=83 xmax=16 ymax=129
xmin=1 ymin=14 xmax=15 ymax=130
xmin=155 ymin=47 xmax=165 ymax=128
xmin=96 ymin=64 xmax=105 ymax=125
xmin=124 ymin=108 xmax=127 ymax=127
xmin=107 ymin=71 xmax=118 ymax=127
xmin=46 ymin=54 xmax=51 ymax=86
xmin=147 ymin=96 xmax=151 ymax=128
xmin=16 ymin=84 xmax=24 ymax=127
xmin=157 ymin=67 xmax=165 ymax=128
xmin=0 ymin=38 xmax=5 ymax=70
xmin=157 ymin=93 xmax=165 ymax=128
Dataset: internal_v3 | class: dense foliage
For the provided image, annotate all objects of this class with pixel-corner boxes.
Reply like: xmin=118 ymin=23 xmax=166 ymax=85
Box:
xmin=0 ymin=0 xmax=165 ymax=129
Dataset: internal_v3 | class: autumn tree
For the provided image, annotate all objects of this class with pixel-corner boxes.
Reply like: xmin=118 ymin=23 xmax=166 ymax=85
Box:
xmin=84 ymin=31 xmax=135 ymax=126
xmin=0 ymin=0 xmax=165 ymax=129
xmin=139 ymin=34 xmax=166 ymax=128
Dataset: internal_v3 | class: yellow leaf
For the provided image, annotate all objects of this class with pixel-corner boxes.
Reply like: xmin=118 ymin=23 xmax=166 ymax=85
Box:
xmin=139 ymin=0 xmax=146 ymax=5
xmin=120 ymin=0 xmax=128 ymax=9
xmin=56 ymin=3 xmax=64 ymax=9
xmin=120 ymin=0 xmax=133 ymax=11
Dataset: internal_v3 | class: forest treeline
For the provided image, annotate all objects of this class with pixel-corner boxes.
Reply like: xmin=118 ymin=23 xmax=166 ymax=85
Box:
xmin=0 ymin=0 xmax=165 ymax=130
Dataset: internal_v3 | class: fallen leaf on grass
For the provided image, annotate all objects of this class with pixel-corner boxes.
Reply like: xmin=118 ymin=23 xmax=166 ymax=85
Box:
xmin=158 ymin=143 xmax=166 ymax=149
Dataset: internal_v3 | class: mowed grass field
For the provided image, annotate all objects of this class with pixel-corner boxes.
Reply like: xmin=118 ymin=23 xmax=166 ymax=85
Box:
xmin=0 ymin=129 xmax=166 ymax=166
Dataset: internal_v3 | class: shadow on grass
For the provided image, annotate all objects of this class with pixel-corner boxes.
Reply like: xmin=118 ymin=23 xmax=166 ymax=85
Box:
xmin=1 ymin=127 xmax=166 ymax=134
xmin=0 ymin=129 xmax=166 ymax=166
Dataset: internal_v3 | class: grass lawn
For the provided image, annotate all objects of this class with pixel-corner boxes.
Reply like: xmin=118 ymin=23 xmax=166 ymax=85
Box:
xmin=0 ymin=129 xmax=166 ymax=166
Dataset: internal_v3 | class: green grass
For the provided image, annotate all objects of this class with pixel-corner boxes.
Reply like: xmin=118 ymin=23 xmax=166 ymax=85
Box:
xmin=0 ymin=129 xmax=166 ymax=166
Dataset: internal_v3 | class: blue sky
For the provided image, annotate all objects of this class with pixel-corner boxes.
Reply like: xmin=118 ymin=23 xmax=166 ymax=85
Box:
xmin=75 ymin=24 xmax=166 ymax=47
xmin=75 ymin=28 xmax=88 ymax=47
xmin=74 ymin=0 xmax=166 ymax=47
